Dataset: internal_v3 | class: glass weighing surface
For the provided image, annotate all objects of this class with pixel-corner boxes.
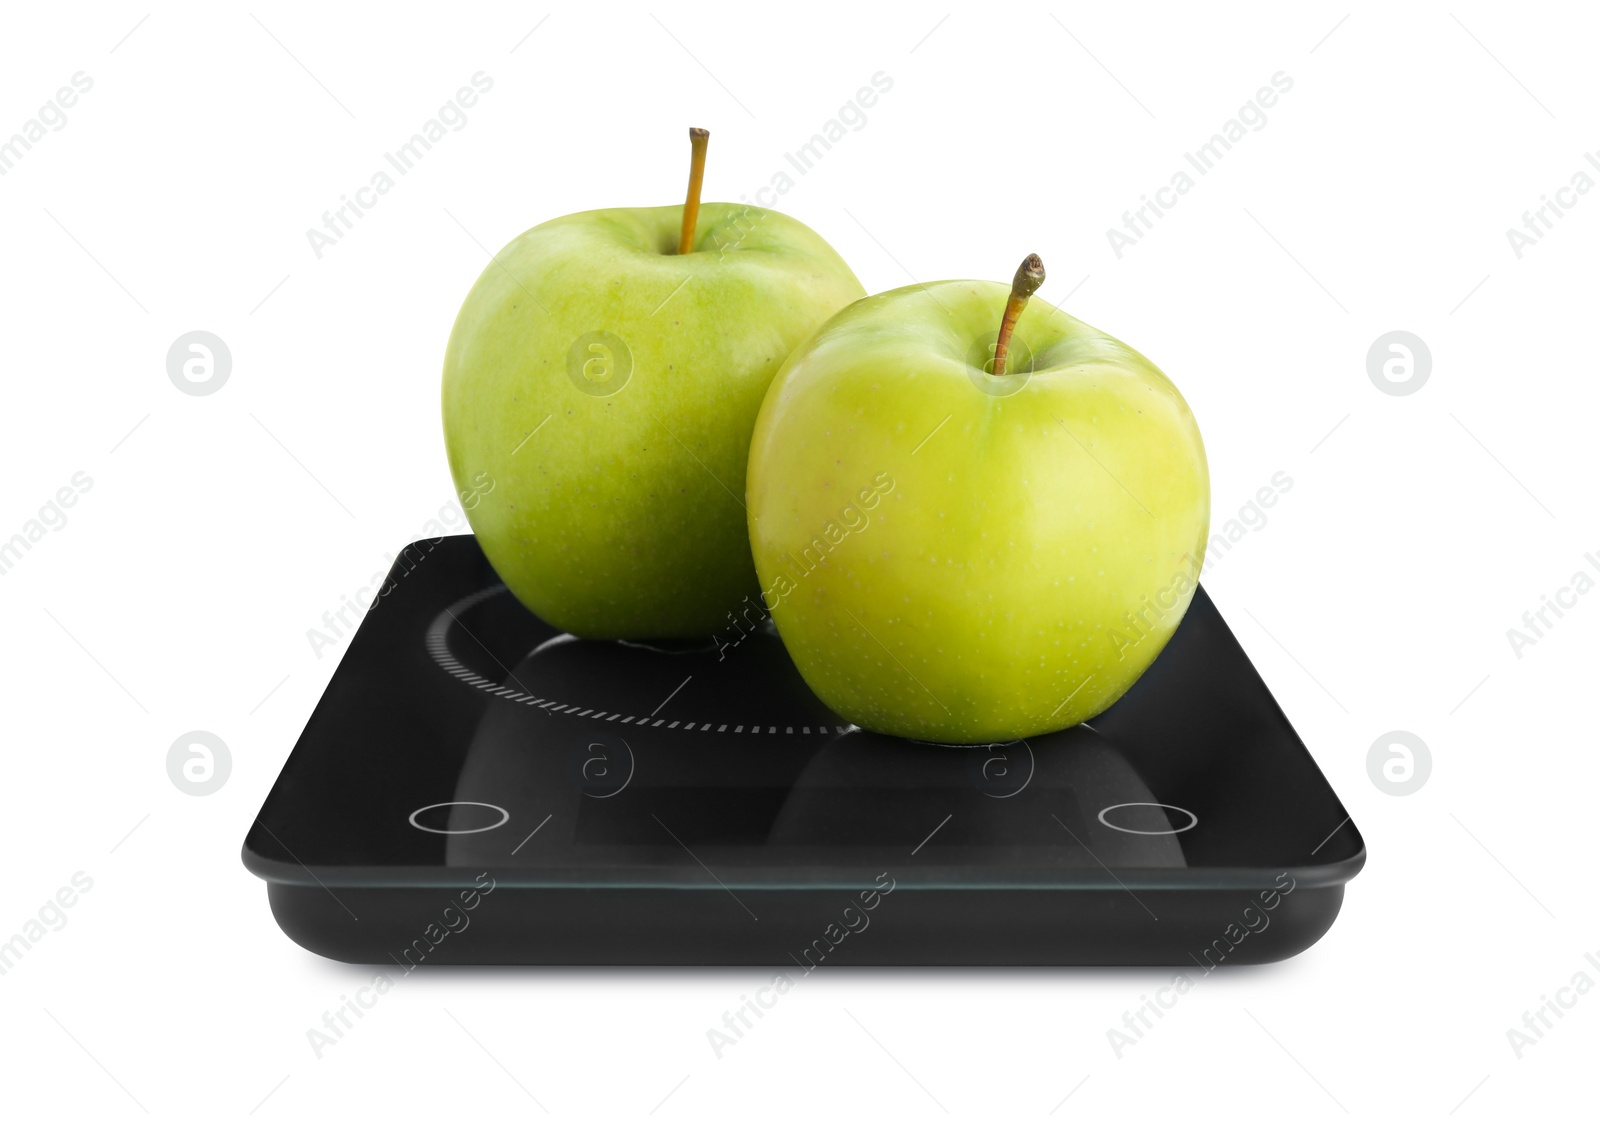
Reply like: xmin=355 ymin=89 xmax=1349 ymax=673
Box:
xmin=243 ymin=535 xmax=1364 ymax=966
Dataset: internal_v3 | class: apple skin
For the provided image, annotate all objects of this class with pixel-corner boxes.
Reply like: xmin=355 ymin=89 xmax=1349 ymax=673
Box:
xmin=443 ymin=203 xmax=864 ymax=639
xmin=746 ymin=280 xmax=1209 ymax=743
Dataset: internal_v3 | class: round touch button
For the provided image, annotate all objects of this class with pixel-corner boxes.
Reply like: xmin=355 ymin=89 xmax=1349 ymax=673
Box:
xmin=1097 ymin=802 xmax=1198 ymax=835
xmin=408 ymin=802 xmax=510 ymax=835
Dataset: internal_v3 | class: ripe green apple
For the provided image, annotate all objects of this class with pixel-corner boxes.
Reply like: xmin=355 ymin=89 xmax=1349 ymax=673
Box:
xmin=442 ymin=130 xmax=864 ymax=638
xmin=746 ymin=258 xmax=1209 ymax=743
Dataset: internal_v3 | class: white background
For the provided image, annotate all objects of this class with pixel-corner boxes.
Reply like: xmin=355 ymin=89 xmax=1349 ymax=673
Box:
xmin=0 ymin=1 xmax=1594 ymax=1123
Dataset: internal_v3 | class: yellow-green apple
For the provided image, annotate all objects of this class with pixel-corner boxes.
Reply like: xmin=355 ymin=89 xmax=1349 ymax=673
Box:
xmin=746 ymin=256 xmax=1209 ymax=743
xmin=442 ymin=128 xmax=864 ymax=638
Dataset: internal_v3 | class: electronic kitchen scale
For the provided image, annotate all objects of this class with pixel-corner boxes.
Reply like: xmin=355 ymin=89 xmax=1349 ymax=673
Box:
xmin=244 ymin=534 xmax=1364 ymax=966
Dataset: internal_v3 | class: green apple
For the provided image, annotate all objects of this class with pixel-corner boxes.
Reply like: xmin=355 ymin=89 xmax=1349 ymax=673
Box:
xmin=746 ymin=256 xmax=1209 ymax=743
xmin=442 ymin=128 xmax=864 ymax=638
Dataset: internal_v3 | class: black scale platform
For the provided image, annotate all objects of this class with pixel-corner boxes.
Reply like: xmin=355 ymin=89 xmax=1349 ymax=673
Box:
xmin=243 ymin=535 xmax=1364 ymax=966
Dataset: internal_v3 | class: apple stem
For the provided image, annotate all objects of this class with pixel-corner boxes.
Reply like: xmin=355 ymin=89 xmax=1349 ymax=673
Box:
xmin=678 ymin=127 xmax=710 ymax=254
xmin=993 ymin=254 xmax=1045 ymax=378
